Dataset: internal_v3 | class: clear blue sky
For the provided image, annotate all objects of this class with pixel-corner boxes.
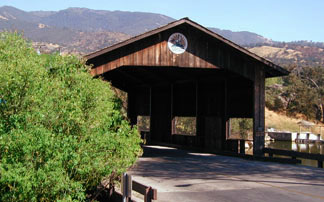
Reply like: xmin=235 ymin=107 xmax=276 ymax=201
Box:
xmin=1 ymin=0 xmax=324 ymax=42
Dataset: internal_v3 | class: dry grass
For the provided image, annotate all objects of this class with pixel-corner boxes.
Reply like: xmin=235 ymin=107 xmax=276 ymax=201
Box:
xmin=248 ymin=46 xmax=302 ymax=60
xmin=265 ymin=108 xmax=324 ymax=137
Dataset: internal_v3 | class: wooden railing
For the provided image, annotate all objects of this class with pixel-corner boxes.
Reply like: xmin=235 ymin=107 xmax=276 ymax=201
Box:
xmin=121 ymin=173 xmax=157 ymax=202
xmin=225 ymin=139 xmax=247 ymax=154
xmin=263 ymin=148 xmax=324 ymax=168
xmin=132 ymin=180 xmax=157 ymax=202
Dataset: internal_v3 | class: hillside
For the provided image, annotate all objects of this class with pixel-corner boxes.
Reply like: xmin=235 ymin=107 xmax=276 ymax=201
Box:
xmin=33 ymin=7 xmax=175 ymax=36
xmin=248 ymin=44 xmax=324 ymax=67
xmin=1 ymin=6 xmax=276 ymax=54
xmin=210 ymin=28 xmax=272 ymax=46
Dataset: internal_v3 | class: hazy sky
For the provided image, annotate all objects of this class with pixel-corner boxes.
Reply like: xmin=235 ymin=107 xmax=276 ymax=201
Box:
xmin=1 ymin=0 xmax=324 ymax=42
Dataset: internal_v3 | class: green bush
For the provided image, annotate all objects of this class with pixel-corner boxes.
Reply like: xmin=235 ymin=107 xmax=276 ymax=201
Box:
xmin=230 ymin=118 xmax=253 ymax=139
xmin=0 ymin=32 xmax=142 ymax=201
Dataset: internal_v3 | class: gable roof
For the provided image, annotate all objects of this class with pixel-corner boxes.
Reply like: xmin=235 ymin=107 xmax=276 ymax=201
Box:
xmin=85 ymin=18 xmax=289 ymax=77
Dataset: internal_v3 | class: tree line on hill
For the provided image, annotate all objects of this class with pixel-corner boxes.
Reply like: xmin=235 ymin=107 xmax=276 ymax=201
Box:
xmin=266 ymin=65 xmax=324 ymax=123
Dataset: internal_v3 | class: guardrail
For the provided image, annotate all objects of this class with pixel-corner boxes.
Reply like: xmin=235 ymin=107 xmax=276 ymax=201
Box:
xmin=263 ymin=148 xmax=324 ymax=168
xmin=132 ymin=180 xmax=157 ymax=202
xmin=121 ymin=173 xmax=157 ymax=202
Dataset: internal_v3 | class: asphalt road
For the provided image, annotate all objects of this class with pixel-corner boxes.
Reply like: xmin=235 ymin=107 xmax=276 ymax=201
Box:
xmin=129 ymin=145 xmax=324 ymax=202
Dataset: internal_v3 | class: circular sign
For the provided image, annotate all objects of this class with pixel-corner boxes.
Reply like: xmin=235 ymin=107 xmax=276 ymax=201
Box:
xmin=168 ymin=33 xmax=188 ymax=54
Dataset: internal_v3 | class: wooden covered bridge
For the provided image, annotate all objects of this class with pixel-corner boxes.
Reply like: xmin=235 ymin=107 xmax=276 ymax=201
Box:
xmin=85 ymin=18 xmax=289 ymax=155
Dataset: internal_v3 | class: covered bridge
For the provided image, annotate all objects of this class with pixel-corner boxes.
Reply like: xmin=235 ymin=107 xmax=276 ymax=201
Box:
xmin=85 ymin=18 xmax=289 ymax=155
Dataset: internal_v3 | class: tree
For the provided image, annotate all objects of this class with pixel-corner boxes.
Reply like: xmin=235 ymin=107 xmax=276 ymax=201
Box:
xmin=299 ymin=67 xmax=324 ymax=122
xmin=0 ymin=32 xmax=142 ymax=201
xmin=282 ymin=66 xmax=323 ymax=121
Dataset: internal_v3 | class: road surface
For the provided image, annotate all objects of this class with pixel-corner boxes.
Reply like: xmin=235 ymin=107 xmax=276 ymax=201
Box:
xmin=129 ymin=145 xmax=324 ymax=202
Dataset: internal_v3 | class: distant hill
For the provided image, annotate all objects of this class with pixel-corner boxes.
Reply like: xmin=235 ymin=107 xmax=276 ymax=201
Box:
xmin=1 ymin=5 xmax=324 ymax=65
xmin=209 ymin=28 xmax=272 ymax=46
xmin=248 ymin=42 xmax=324 ymax=67
xmin=33 ymin=7 xmax=175 ymax=36
xmin=0 ymin=6 xmax=278 ymax=54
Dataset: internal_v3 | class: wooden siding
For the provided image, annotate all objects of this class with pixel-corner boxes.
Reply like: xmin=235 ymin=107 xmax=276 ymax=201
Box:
xmin=91 ymin=41 xmax=218 ymax=76
xmin=90 ymin=23 xmax=259 ymax=81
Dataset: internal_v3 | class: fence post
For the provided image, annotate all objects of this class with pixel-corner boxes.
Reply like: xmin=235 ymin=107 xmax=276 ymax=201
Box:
xmin=122 ymin=173 xmax=132 ymax=202
xmin=144 ymin=187 xmax=150 ymax=202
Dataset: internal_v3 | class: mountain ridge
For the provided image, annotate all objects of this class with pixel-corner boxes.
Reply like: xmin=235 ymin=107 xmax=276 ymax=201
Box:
xmin=1 ymin=5 xmax=324 ymax=65
xmin=0 ymin=6 xmax=274 ymax=48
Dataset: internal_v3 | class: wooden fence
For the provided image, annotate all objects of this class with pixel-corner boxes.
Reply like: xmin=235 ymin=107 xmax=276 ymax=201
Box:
xmin=121 ymin=173 xmax=157 ymax=202
xmin=263 ymin=148 xmax=324 ymax=168
xmin=132 ymin=180 xmax=157 ymax=202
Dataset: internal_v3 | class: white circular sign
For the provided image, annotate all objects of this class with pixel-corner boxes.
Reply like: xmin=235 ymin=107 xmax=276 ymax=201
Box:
xmin=168 ymin=33 xmax=188 ymax=54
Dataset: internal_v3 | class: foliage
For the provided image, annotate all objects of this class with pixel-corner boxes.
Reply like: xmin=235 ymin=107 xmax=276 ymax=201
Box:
xmin=283 ymin=73 xmax=318 ymax=119
xmin=266 ymin=64 xmax=324 ymax=122
xmin=265 ymin=80 xmax=285 ymax=112
xmin=230 ymin=118 xmax=253 ymax=139
xmin=174 ymin=117 xmax=196 ymax=136
xmin=0 ymin=32 xmax=142 ymax=201
xmin=137 ymin=116 xmax=150 ymax=132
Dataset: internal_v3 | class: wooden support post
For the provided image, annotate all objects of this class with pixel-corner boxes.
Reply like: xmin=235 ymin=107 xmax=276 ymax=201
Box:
xmin=318 ymin=161 xmax=323 ymax=168
xmin=127 ymin=90 xmax=137 ymax=125
xmin=171 ymin=84 xmax=175 ymax=141
xmin=121 ymin=173 xmax=132 ymax=202
xmin=253 ymin=67 xmax=265 ymax=156
xmin=149 ymin=86 xmax=172 ymax=143
xmin=149 ymin=87 xmax=154 ymax=142
xmin=223 ymin=79 xmax=228 ymax=150
xmin=196 ymin=81 xmax=204 ymax=147
xmin=240 ymin=140 xmax=245 ymax=154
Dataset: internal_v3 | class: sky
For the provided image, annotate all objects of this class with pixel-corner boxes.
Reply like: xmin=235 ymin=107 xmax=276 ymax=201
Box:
xmin=1 ymin=0 xmax=324 ymax=42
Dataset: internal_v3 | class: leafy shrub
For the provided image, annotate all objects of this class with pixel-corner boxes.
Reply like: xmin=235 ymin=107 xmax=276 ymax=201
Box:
xmin=0 ymin=32 xmax=142 ymax=201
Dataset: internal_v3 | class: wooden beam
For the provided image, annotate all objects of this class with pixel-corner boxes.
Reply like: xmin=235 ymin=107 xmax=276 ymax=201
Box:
xmin=195 ymin=82 xmax=204 ymax=147
xmin=171 ymin=84 xmax=175 ymax=136
xmin=149 ymin=87 xmax=153 ymax=143
xmin=138 ymin=66 xmax=171 ymax=83
xmin=223 ymin=79 xmax=228 ymax=149
xmin=115 ymin=68 xmax=148 ymax=86
xmin=253 ymin=66 xmax=265 ymax=156
xmin=127 ymin=90 xmax=137 ymax=125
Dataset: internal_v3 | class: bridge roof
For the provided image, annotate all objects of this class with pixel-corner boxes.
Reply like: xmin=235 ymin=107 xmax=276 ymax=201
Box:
xmin=85 ymin=18 xmax=289 ymax=79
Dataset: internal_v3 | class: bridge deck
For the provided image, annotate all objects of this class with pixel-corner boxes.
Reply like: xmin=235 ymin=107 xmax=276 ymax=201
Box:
xmin=129 ymin=145 xmax=324 ymax=202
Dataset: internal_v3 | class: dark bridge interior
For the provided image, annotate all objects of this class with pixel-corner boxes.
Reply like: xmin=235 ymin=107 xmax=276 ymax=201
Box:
xmin=85 ymin=18 xmax=289 ymax=155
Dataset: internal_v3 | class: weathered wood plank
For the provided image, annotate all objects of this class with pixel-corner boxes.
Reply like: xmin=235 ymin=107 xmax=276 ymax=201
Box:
xmin=161 ymin=41 xmax=167 ymax=66
xmin=253 ymin=66 xmax=265 ymax=156
xmin=132 ymin=180 xmax=158 ymax=201
xmin=264 ymin=148 xmax=324 ymax=161
xmin=155 ymin=41 xmax=161 ymax=65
